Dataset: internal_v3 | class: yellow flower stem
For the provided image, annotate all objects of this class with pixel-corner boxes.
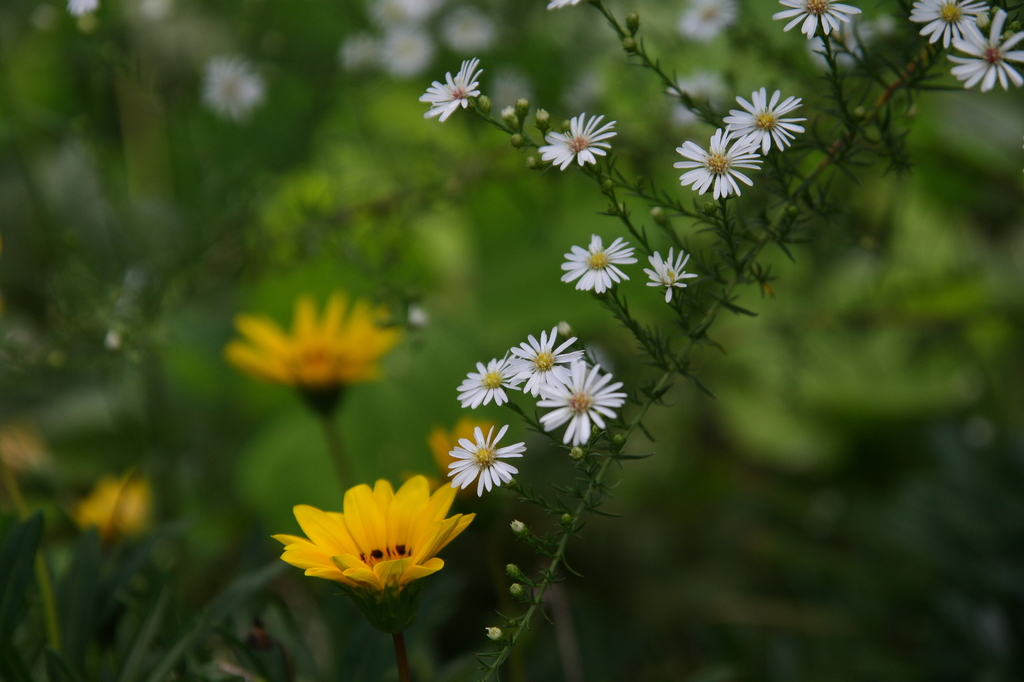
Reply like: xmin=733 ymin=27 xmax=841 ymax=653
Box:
xmin=0 ymin=460 xmax=62 ymax=653
xmin=318 ymin=414 xmax=352 ymax=491
xmin=392 ymin=632 xmax=412 ymax=682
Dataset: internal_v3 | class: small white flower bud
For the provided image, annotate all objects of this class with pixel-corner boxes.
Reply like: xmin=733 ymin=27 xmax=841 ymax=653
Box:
xmin=407 ymin=304 xmax=428 ymax=328
xmin=485 ymin=627 xmax=503 ymax=641
xmin=510 ymin=519 xmax=528 ymax=537
xmin=509 ymin=583 xmax=526 ymax=599
xmin=976 ymin=12 xmax=991 ymax=30
xmin=570 ymin=446 xmax=585 ymax=460
xmin=501 ymin=106 xmax=519 ymax=129
xmin=104 ymin=330 xmax=122 ymax=351
xmin=557 ymin=321 xmax=572 ymax=338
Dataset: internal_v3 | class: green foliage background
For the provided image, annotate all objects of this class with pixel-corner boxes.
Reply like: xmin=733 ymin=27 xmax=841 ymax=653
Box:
xmin=2 ymin=0 xmax=1024 ymax=679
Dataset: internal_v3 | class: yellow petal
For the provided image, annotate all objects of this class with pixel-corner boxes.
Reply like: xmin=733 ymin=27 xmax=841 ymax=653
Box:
xmin=224 ymin=343 xmax=291 ymax=384
xmin=373 ymin=479 xmax=394 ymax=516
xmin=293 ymin=505 xmax=359 ymax=556
xmin=373 ymin=557 xmax=413 ymax=587
xmin=400 ymin=557 xmax=444 ymax=586
xmin=388 ymin=476 xmax=429 ymax=551
xmin=320 ymin=292 xmax=348 ymax=337
xmin=343 ymin=484 xmax=387 ymax=555
xmin=303 ymin=566 xmax=349 ymax=583
xmin=233 ymin=314 xmax=290 ymax=354
xmin=293 ymin=295 xmax=318 ymax=340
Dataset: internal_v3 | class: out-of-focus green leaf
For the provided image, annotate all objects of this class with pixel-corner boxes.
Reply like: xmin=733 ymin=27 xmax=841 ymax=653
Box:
xmin=57 ymin=529 xmax=101 ymax=672
xmin=45 ymin=648 xmax=86 ymax=682
xmin=141 ymin=561 xmax=286 ymax=682
xmin=117 ymin=582 xmax=171 ymax=682
xmin=0 ymin=639 xmax=32 ymax=682
xmin=0 ymin=511 xmax=43 ymax=642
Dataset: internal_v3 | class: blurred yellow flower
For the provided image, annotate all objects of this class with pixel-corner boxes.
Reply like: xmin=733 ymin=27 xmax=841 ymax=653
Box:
xmin=428 ymin=417 xmax=495 ymax=483
xmin=225 ymin=292 xmax=401 ymax=413
xmin=274 ymin=476 xmax=473 ymax=632
xmin=73 ymin=472 xmax=152 ymax=544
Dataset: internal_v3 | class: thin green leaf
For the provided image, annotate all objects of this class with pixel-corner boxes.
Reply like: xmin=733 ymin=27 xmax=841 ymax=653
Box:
xmin=0 ymin=511 xmax=43 ymax=642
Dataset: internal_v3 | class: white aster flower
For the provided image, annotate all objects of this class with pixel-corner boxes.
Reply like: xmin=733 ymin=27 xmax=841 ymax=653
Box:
xmin=560 ymin=234 xmax=637 ymax=294
xmin=457 ymin=356 xmax=519 ymax=408
xmin=340 ymin=33 xmax=380 ymax=72
xmin=448 ymin=424 xmax=525 ymax=496
xmin=442 ymin=6 xmax=496 ymax=53
xmin=773 ymin=0 xmax=861 ymax=39
xmin=675 ymin=128 xmax=762 ymax=200
xmin=508 ymin=326 xmax=585 ymax=397
xmin=537 ymin=361 xmax=627 ymax=446
xmin=644 ymin=249 xmax=699 ymax=303
xmin=201 ymin=57 xmax=265 ymax=122
xmin=910 ymin=0 xmax=987 ymax=47
xmin=420 ymin=57 xmax=482 ymax=121
xmin=678 ymin=0 xmax=738 ymax=42
xmin=949 ymin=9 xmax=1024 ymax=92
xmin=538 ymin=113 xmax=616 ymax=170
xmin=68 ymin=0 xmax=98 ymax=16
xmin=724 ymin=88 xmax=806 ymax=154
xmin=381 ymin=27 xmax=435 ymax=78
xmin=547 ymin=0 xmax=582 ymax=9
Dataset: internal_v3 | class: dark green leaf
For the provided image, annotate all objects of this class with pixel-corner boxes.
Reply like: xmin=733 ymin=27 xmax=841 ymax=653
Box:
xmin=57 ymin=529 xmax=101 ymax=672
xmin=45 ymin=648 xmax=86 ymax=682
xmin=0 ymin=639 xmax=32 ymax=682
xmin=0 ymin=511 xmax=43 ymax=642
xmin=116 ymin=582 xmax=171 ymax=682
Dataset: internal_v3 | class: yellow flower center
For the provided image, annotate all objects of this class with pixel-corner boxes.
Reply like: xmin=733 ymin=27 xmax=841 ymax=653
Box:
xmin=473 ymin=445 xmax=496 ymax=466
xmin=568 ymin=135 xmax=590 ymax=153
xmin=805 ymin=0 xmax=828 ymax=15
xmin=568 ymin=391 xmax=593 ymax=415
xmin=587 ymin=251 xmax=610 ymax=269
xmin=533 ymin=351 xmax=555 ymax=371
xmin=755 ymin=111 xmax=778 ymax=130
xmin=482 ymin=371 xmax=504 ymax=389
xmin=706 ymin=152 xmax=729 ymax=175
xmin=664 ymin=269 xmax=677 ymax=284
xmin=940 ymin=3 xmax=961 ymax=22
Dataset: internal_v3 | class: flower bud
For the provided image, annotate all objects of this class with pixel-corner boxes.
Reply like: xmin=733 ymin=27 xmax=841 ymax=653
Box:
xmin=515 ymin=98 xmax=530 ymax=120
xmin=976 ymin=12 xmax=990 ymax=30
xmin=703 ymin=202 xmax=718 ymax=215
xmin=852 ymin=106 xmax=866 ymax=119
xmin=510 ymin=519 xmax=528 ymax=537
xmin=557 ymin=321 xmax=572 ymax=337
xmin=622 ymin=36 xmax=636 ymax=52
xmin=612 ymin=434 xmax=625 ymax=446
xmin=477 ymin=95 xmax=492 ymax=115
xmin=526 ymin=155 xmax=540 ymax=169
xmin=626 ymin=11 xmax=640 ymax=33
xmin=561 ymin=119 xmax=572 ymax=133
xmin=505 ymin=563 xmax=524 ymax=580
xmin=535 ymin=108 xmax=551 ymax=133
xmin=511 ymin=134 xmax=525 ymax=148
xmin=601 ymin=179 xmax=615 ymax=193
xmin=785 ymin=204 xmax=800 ymax=217
xmin=501 ymin=106 xmax=519 ymax=129
xmin=650 ymin=206 xmax=668 ymax=226
xmin=559 ymin=513 xmax=575 ymax=528
xmin=570 ymin=446 xmax=585 ymax=461
xmin=485 ymin=627 xmax=503 ymax=641
xmin=104 ymin=329 xmax=122 ymax=351
xmin=509 ymin=583 xmax=526 ymax=599
xmin=1007 ymin=20 xmax=1021 ymax=33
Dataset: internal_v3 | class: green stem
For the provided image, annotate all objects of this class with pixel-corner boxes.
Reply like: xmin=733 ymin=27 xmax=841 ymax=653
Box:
xmin=319 ymin=415 xmax=353 ymax=491
xmin=0 ymin=463 xmax=62 ymax=653
xmin=392 ymin=632 xmax=412 ymax=682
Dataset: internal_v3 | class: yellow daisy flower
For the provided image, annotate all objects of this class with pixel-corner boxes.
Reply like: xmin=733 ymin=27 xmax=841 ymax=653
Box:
xmin=225 ymin=292 xmax=401 ymax=413
xmin=273 ymin=475 xmax=473 ymax=632
xmin=73 ymin=472 xmax=152 ymax=544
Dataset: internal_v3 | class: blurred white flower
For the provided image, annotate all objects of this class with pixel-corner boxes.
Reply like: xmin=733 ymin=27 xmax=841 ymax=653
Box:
xmin=381 ymin=26 xmax=435 ymax=78
xmin=723 ymin=87 xmax=805 ymax=153
xmin=202 ymin=57 xmax=265 ymax=122
xmin=139 ymin=0 xmax=171 ymax=20
xmin=669 ymin=71 xmax=725 ymax=127
xmin=547 ymin=0 xmax=583 ymax=8
xmin=407 ymin=303 xmax=428 ymax=328
xmin=675 ymin=128 xmax=762 ymax=200
xmin=678 ymin=0 xmax=738 ymax=42
xmin=560 ymin=234 xmax=636 ymax=294
xmin=807 ymin=17 xmax=869 ymax=68
xmin=490 ymin=68 xmax=533 ymax=110
xmin=538 ymin=112 xmax=616 ymax=170
xmin=563 ymin=72 xmax=601 ymax=110
xmin=644 ymin=249 xmax=699 ymax=303
xmin=340 ymin=32 xmax=380 ymax=72
xmin=67 ymin=0 xmax=98 ymax=16
xmin=448 ymin=424 xmax=525 ymax=496
xmin=949 ymin=9 xmax=1024 ymax=91
xmin=773 ymin=0 xmax=861 ymax=39
xmin=370 ymin=0 xmax=443 ymax=28
xmin=419 ymin=57 xmax=482 ymax=121
xmin=910 ymin=0 xmax=987 ymax=47
xmin=442 ymin=6 xmax=496 ymax=53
